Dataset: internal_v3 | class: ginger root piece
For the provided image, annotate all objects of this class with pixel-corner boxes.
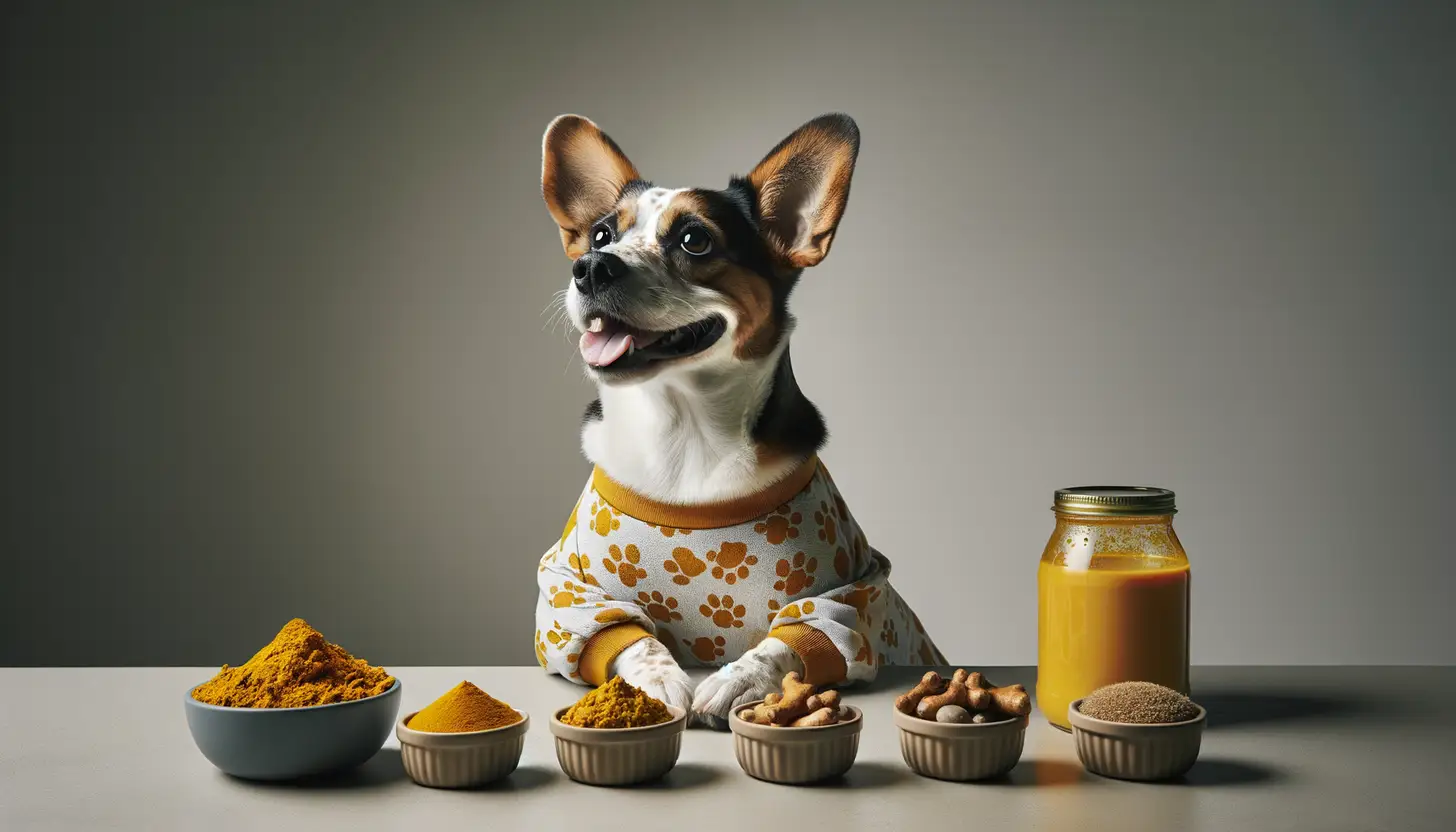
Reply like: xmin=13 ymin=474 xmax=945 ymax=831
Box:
xmin=808 ymin=689 xmax=840 ymax=713
xmin=739 ymin=673 xmax=846 ymax=726
xmin=791 ymin=707 xmax=838 ymax=727
xmin=894 ymin=671 xmax=945 ymax=715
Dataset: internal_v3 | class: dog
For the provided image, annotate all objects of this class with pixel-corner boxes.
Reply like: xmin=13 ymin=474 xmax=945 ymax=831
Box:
xmin=533 ymin=113 xmax=944 ymax=726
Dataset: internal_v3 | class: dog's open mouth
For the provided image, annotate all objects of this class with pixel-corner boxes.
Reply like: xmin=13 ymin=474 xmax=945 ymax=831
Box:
xmin=578 ymin=314 xmax=727 ymax=370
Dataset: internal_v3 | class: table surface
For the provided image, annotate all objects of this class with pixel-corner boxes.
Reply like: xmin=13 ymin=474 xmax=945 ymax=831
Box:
xmin=2 ymin=666 xmax=1453 ymax=831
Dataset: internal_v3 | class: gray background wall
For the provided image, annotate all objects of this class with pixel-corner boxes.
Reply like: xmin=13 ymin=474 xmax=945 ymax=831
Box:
xmin=3 ymin=1 xmax=1452 ymax=667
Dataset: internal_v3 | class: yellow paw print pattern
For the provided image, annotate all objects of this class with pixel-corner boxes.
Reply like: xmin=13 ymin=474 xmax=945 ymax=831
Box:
xmin=567 ymin=552 xmax=601 ymax=586
xmin=588 ymin=497 xmax=621 ymax=536
xmin=547 ymin=580 xmax=590 ymax=609
xmin=833 ymin=547 xmax=850 ymax=580
xmin=648 ymin=523 xmax=691 ymax=538
xmin=773 ymin=551 xmax=818 ymax=595
xmin=685 ymin=635 xmax=727 ymax=662
xmin=776 ymin=599 xmax=816 ymax=620
xmin=534 ymin=630 xmax=547 ymax=667
xmin=593 ymin=608 xmax=636 ymax=624
xmin=880 ymin=618 xmax=900 ymax=648
xmin=814 ymin=501 xmax=838 ymax=545
xmin=663 ymin=546 xmax=707 ymax=586
xmin=753 ymin=504 xmax=802 ymax=545
xmin=832 ymin=583 xmax=882 ymax=626
xmin=707 ymin=541 xmax=757 ymax=584
xmin=603 ymin=544 xmax=648 ymax=587
xmin=699 ymin=594 xmax=747 ymax=629
xmin=638 ymin=590 xmax=683 ymax=623
xmin=765 ymin=598 xmax=781 ymax=626
xmin=852 ymin=632 xmax=873 ymax=665
xmin=541 ymin=620 xmax=572 ymax=652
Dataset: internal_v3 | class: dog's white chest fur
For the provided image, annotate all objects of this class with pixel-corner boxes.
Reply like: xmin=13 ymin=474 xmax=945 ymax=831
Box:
xmin=581 ymin=339 xmax=799 ymax=504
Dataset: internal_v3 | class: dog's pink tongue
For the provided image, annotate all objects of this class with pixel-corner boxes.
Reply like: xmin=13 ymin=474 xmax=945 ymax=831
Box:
xmin=579 ymin=329 xmax=634 ymax=367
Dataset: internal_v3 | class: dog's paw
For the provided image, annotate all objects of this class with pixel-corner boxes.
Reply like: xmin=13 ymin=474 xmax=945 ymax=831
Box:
xmin=691 ymin=638 xmax=803 ymax=728
xmin=611 ymin=637 xmax=694 ymax=713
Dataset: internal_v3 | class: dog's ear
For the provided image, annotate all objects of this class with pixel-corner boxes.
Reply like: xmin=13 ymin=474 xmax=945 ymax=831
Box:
xmin=747 ymin=114 xmax=860 ymax=269
xmin=542 ymin=115 xmax=641 ymax=259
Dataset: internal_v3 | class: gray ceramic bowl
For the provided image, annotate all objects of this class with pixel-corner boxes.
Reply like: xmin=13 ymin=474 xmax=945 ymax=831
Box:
xmin=550 ymin=704 xmax=687 ymax=786
xmin=1068 ymin=698 xmax=1205 ymax=781
xmin=397 ymin=708 xmax=529 ymax=788
xmin=892 ymin=707 xmax=1027 ymax=781
xmin=184 ymin=680 xmax=401 ymax=780
xmin=730 ymin=702 xmax=863 ymax=784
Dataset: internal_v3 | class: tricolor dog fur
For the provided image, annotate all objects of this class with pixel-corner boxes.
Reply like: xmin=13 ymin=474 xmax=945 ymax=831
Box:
xmin=536 ymin=113 xmax=943 ymax=727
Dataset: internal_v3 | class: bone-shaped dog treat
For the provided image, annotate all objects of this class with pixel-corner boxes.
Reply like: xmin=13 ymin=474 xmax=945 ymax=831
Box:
xmin=916 ymin=669 xmax=974 ymax=719
xmin=968 ymin=671 xmax=1031 ymax=717
xmin=904 ymin=669 xmax=1032 ymax=720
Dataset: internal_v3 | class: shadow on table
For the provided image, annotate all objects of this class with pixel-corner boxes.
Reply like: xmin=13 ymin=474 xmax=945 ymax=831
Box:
xmin=1173 ymin=758 xmax=1284 ymax=787
xmin=226 ymin=748 xmax=407 ymax=791
xmin=633 ymin=763 xmax=722 ymax=790
xmin=795 ymin=762 xmax=911 ymax=790
xmin=1198 ymin=691 xmax=1365 ymax=730
xmin=466 ymin=764 xmax=559 ymax=792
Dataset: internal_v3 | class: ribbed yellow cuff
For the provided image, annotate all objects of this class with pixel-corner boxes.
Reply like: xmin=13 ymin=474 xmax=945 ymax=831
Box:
xmin=592 ymin=457 xmax=818 ymax=530
xmin=578 ymin=623 xmax=654 ymax=686
xmin=770 ymin=624 xmax=848 ymax=686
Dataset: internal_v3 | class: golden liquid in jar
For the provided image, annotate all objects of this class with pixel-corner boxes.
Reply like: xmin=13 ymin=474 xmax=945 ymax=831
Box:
xmin=1037 ymin=554 xmax=1190 ymax=731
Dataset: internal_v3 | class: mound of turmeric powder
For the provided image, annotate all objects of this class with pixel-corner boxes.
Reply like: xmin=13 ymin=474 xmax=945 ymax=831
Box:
xmin=191 ymin=618 xmax=395 ymax=708
xmin=408 ymin=681 xmax=522 ymax=733
xmin=560 ymin=676 xmax=672 ymax=729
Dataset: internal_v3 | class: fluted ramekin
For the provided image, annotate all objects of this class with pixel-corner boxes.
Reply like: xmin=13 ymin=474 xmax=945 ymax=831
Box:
xmin=1068 ymin=699 xmax=1205 ymax=781
xmin=549 ymin=705 xmax=686 ymax=786
xmin=396 ymin=709 xmax=528 ymax=788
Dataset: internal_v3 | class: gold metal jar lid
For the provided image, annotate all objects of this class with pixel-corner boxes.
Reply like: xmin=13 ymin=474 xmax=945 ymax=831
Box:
xmin=1053 ymin=486 xmax=1177 ymax=516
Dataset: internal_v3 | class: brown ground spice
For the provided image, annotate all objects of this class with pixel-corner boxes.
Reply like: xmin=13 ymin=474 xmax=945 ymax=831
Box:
xmin=407 ymin=681 xmax=522 ymax=733
xmin=560 ymin=676 xmax=672 ymax=728
xmin=1079 ymin=681 xmax=1200 ymax=724
xmin=191 ymin=618 xmax=395 ymax=708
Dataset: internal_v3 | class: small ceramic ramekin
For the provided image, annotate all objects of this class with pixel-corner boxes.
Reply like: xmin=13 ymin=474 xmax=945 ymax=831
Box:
xmin=549 ymin=704 xmax=686 ymax=786
xmin=396 ymin=709 xmax=529 ymax=788
xmin=1068 ymin=699 xmax=1206 ymax=781
xmin=892 ymin=707 xmax=1027 ymax=781
xmin=730 ymin=702 xmax=863 ymax=784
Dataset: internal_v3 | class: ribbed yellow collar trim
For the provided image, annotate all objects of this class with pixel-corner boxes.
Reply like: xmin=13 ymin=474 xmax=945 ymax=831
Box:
xmin=591 ymin=457 xmax=819 ymax=531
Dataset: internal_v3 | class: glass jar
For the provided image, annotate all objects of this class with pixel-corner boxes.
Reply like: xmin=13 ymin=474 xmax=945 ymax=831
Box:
xmin=1036 ymin=487 xmax=1190 ymax=731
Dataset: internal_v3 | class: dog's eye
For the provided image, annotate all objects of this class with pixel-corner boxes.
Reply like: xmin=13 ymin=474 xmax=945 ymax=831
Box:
xmin=680 ymin=228 xmax=712 ymax=256
xmin=591 ymin=225 xmax=612 ymax=249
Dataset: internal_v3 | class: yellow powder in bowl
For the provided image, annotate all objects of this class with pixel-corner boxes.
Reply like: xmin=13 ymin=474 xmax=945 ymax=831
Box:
xmin=560 ymin=676 xmax=672 ymax=729
xmin=191 ymin=618 xmax=394 ymax=708
xmin=407 ymin=681 xmax=522 ymax=733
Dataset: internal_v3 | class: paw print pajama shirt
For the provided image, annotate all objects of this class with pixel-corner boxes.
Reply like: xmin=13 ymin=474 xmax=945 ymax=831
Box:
xmin=535 ymin=457 xmax=944 ymax=687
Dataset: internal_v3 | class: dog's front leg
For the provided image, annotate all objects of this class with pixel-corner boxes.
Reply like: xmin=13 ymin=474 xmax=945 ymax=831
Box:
xmin=610 ymin=638 xmax=694 ymax=714
xmin=690 ymin=638 xmax=804 ymax=728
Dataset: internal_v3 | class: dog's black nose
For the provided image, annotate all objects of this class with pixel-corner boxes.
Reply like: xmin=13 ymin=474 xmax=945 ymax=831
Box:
xmin=572 ymin=251 xmax=627 ymax=295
